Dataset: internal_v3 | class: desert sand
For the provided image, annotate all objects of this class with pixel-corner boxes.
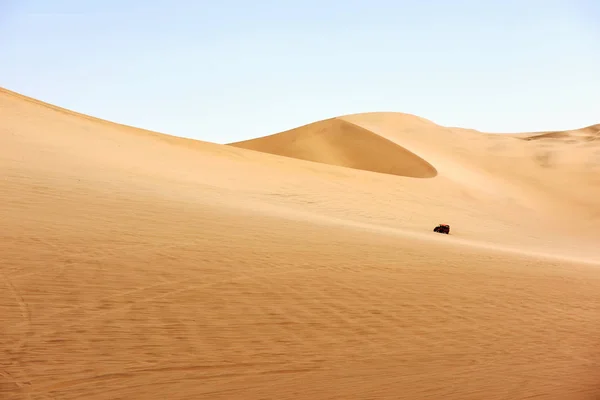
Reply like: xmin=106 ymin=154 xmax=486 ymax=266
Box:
xmin=1 ymin=85 xmax=600 ymax=399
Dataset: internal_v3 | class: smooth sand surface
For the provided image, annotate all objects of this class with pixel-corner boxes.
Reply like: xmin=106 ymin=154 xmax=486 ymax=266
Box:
xmin=2 ymin=86 xmax=600 ymax=399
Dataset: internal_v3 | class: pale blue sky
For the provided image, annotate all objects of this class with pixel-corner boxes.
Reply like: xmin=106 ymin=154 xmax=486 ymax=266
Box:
xmin=1 ymin=0 xmax=598 ymax=143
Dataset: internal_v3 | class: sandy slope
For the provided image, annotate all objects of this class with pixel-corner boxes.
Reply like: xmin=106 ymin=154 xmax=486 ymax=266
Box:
xmin=1 ymin=86 xmax=600 ymax=400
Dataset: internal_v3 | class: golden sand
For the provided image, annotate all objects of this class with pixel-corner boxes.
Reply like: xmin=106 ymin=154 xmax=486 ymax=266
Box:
xmin=2 ymin=87 xmax=599 ymax=399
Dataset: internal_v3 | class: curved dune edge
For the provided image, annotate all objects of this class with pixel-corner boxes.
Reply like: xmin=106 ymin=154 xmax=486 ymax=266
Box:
xmin=228 ymin=117 xmax=438 ymax=178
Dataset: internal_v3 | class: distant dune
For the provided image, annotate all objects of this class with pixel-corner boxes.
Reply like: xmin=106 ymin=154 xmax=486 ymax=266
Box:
xmin=232 ymin=111 xmax=600 ymax=224
xmin=229 ymin=118 xmax=438 ymax=178
xmin=510 ymin=124 xmax=600 ymax=143
xmin=2 ymin=86 xmax=600 ymax=400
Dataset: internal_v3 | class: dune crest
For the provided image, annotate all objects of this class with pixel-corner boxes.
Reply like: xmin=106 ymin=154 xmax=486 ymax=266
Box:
xmin=229 ymin=117 xmax=438 ymax=178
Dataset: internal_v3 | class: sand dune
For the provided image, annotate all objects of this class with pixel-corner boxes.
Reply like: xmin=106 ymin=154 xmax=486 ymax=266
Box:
xmin=510 ymin=124 xmax=600 ymax=142
xmin=2 ymin=86 xmax=600 ymax=400
xmin=233 ymin=111 xmax=600 ymax=227
xmin=229 ymin=118 xmax=438 ymax=178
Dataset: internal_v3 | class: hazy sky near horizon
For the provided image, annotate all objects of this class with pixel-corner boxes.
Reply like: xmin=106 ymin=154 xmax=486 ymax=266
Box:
xmin=1 ymin=0 xmax=598 ymax=143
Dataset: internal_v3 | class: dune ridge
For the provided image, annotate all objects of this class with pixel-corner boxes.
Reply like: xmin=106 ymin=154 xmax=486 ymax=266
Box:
xmin=2 ymin=86 xmax=600 ymax=400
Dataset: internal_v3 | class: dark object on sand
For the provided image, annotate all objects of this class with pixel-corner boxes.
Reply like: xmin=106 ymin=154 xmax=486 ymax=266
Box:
xmin=433 ymin=224 xmax=450 ymax=234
